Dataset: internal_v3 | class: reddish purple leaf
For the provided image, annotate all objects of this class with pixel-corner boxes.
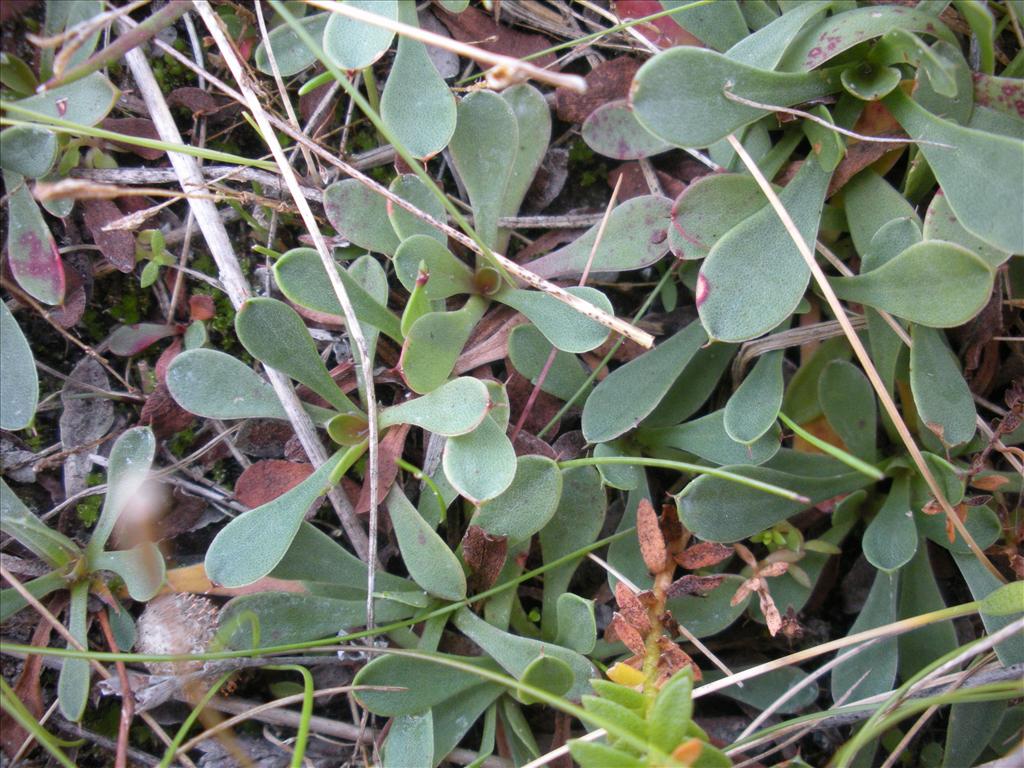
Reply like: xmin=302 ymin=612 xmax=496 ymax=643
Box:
xmin=82 ymin=199 xmax=135 ymax=272
xmin=106 ymin=323 xmax=180 ymax=356
xmin=4 ymin=172 xmax=65 ymax=305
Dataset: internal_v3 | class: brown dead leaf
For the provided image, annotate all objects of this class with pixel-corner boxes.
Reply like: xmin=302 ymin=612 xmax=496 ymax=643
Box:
xmin=167 ymin=87 xmax=221 ymax=115
xmin=189 ymin=294 xmax=216 ymax=322
xmin=234 ymin=460 xmax=314 ymax=509
xmin=434 ymin=5 xmax=556 ymax=69
xmin=656 ymin=636 xmax=701 ymax=681
xmin=665 ymin=574 xmax=726 ymax=599
xmin=757 ymin=582 xmax=783 ymax=637
xmin=675 ymin=541 xmax=733 ymax=570
xmin=555 ymin=56 xmax=640 ymax=124
xmin=139 ymin=381 xmax=195 ymax=438
xmin=356 ymin=424 xmax=411 ymax=514
xmin=83 ymin=199 xmax=135 ymax=273
xmin=0 ymin=611 xmax=55 ymax=758
xmin=614 ymin=581 xmax=652 ymax=635
xmin=607 ymin=612 xmax=647 ymax=656
xmin=506 ymin=372 xmax=562 ymax=437
xmin=637 ymin=498 xmax=669 ymax=573
xmin=611 ymin=1 xmax=704 ymax=49
xmin=828 ymin=138 xmax=907 ymax=197
xmin=462 ymin=525 xmax=508 ymax=592
xmin=99 ymin=117 xmax=164 ymax=160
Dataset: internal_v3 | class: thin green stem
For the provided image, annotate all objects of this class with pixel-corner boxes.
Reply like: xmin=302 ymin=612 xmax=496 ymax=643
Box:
xmin=395 ymin=457 xmax=448 ymax=524
xmin=265 ymin=665 xmax=313 ymax=768
xmin=0 ymin=679 xmax=76 ymax=768
xmin=158 ymin=672 xmax=234 ymax=768
xmin=778 ymin=412 xmax=885 ymax=481
xmin=558 ymin=456 xmax=810 ymax=503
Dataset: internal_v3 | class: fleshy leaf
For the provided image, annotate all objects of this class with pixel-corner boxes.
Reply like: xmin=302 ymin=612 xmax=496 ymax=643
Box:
xmin=667 ymin=173 xmax=766 ymax=261
xmin=4 ymin=171 xmax=65 ymax=305
xmin=386 ymin=486 xmax=466 ymax=601
xmin=638 ymin=409 xmax=780 ymax=466
xmin=909 ymin=325 xmax=977 ymax=447
xmin=322 ymin=0 xmax=397 ymax=70
xmin=676 ymin=454 xmax=872 ymax=542
xmin=495 ymin=286 xmax=612 ymax=354
xmin=86 ymin=427 xmax=155 ymax=558
xmin=923 ymin=189 xmax=1010 ymax=268
xmin=379 ymin=376 xmax=490 ymax=436
xmin=843 ymin=170 xmax=921 ymax=258
xmin=554 ymin=594 xmax=597 ymax=654
xmin=393 ymin=236 xmax=474 ymax=298
xmin=443 ymin=415 xmax=516 ymax=503
xmin=698 ymin=156 xmax=830 ymax=342
xmin=13 ymin=72 xmax=119 ymax=126
xmin=582 ymin=99 xmax=672 ymax=160
xmin=0 ymin=126 xmax=58 ymax=178
xmin=819 ymin=360 xmax=877 ymax=462
xmin=953 ymin=552 xmax=1024 ymax=666
xmin=830 ymin=570 xmax=899 ymax=703
xmin=400 ymin=296 xmax=487 ymax=394
xmin=323 ymin=179 xmax=402 ymax=256
xmin=90 ymin=542 xmax=165 ymax=601
xmin=885 ymin=89 xmax=1024 ymax=254
xmin=582 ymin=320 xmax=707 ymax=444
xmin=236 ymin=298 xmax=355 ymax=414
xmin=724 ymin=351 xmax=783 ymax=445
xmin=631 ymin=47 xmax=841 ymax=148
xmin=380 ymin=3 xmax=456 ymax=160
xmin=830 ymin=240 xmax=994 ymax=328
xmin=387 ymin=175 xmax=448 ymax=244
xmin=453 ymin=607 xmax=594 ymax=701
xmin=863 ymin=476 xmax=917 ymax=572
xmin=448 ymin=90 xmax=518 ymax=250
xmin=526 ymin=195 xmax=672 ymax=279
xmin=507 ymin=325 xmax=591 ymax=402
xmin=498 ymin=84 xmax=551 ymax=250
xmin=255 ymin=13 xmax=328 ymax=75
xmin=354 ymin=653 xmax=503 ymax=716
xmin=0 ymin=479 xmax=78 ymax=568
xmin=520 ymin=655 xmax=575 ymax=704
xmin=58 ymin=582 xmax=90 ymax=721
xmin=206 ymin=450 xmax=347 ymax=587
xmin=273 ymin=247 xmax=403 ymax=342
xmin=0 ymin=302 xmax=39 ymax=431
xmin=473 ymin=456 xmax=563 ymax=542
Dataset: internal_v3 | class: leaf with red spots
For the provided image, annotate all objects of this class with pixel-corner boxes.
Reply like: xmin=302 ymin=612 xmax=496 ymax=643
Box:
xmin=4 ymin=171 xmax=65 ymax=305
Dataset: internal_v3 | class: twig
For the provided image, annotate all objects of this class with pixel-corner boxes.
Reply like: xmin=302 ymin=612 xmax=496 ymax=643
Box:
xmin=120 ymin=19 xmax=369 ymax=561
xmin=307 ymin=0 xmax=586 ymax=92
xmin=190 ymin=1 xmax=381 ymax=628
xmin=724 ymin=133 xmax=1002 ymax=583
xmin=96 ymin=609 xmax=134 ymax=768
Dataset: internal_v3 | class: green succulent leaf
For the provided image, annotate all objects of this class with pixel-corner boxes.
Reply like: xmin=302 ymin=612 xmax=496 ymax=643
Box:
xmin=909 ymin=325 xmax=977 ymax=447
xmin=443 ymin=414 xmax=516 ymax=503
xmin=387 ymin=175 xmax=448 ymax=245
xmin=0 ymin=479 xmax=78 ymax=568
xmin=922 ymin=189 xmax=1010 ymax=268
xmin=638 ymin=409 xmax=781 ymax=466
xmin=322 ymin=0 xmax=397 ymax=70
xmin=393 ymin=236 xmax=474 ymax=298
xmin=0 ymin=301 xmax=39 ymax=431
xmin=386 ymin=486 xmax=465 ymax=601
xmin=0 ymin=126 xmax=58 ymax=178
xmin=830 ymin=569 xmax=899 ymax=703
xmin=648 ymin=669 xmax=694 ymax=754
xmin=13 ymin=72 xmax=119 ymax=126
xmin=90 ymin=543 xmax=165 ymax=602
xmin=508 ymin=325 xmax=592 ymax=402
xmin=724 ymin=351 xmax=784 ymax=445
xmin=87 ymin=427 xmax=155 ymax=559
xmin=495 ymin=286 xmax=612 ymax=354
xmin=819 ymin=360 xmax=877 ymax=462
xmin=863 ymin=476 xmax=917 ymax=573
xmin=667 ymin=173 xmax=767 ymax=261
xmin=473 ymin=456 xmax=562 ymax=542
xmin=354 ymin=652 xmax=503 ymax=716
xmin=58 ymin=582 xmax=90 ymax=721
xmin=255 ymin=12 xmax=328 ymax=75
xmin=380 ymin=376 xmax=490 ymax=436
xmin=400 ymin=296 xmax=487 ymax=394
xmin=498 ymin=84 xmax=551 ymax=251
xmin=582 ymin=99 xmax=672 ymax=160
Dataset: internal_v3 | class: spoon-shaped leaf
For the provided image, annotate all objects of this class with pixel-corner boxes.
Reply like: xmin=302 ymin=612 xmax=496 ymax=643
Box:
xmin=1 ymin=479 xmax=78 ymax=568
xmin=667 ymin=174 xmax=766 ymax=261
xmin=527 ymin=195 xmax=672 ymax=279
xmin=448 ymin=90 xmax=518 ymax=250
xmin=387 ymin=175 xmax=448 ymax=244
xmin=843 ymin=170 xmax=921 ymax=258
xmin=539 ymin=467 xmax=605 ymax=636
xmin=13 ymin=72 xmax=119 ymax=126
xmin=582 ymin=320 xmax=707 ymax=444
xmin=0 ymin=126 xmax=58 ymax=178
xmin=355 ymin=653 xmax=503 ymax=716
xmin=830 ymin=240 xmax=994 ymax=328
xmin=387 ymin=486 xmax=465 ymax=601
xmin=676 ymin=456 xmax=872 ymax=542
xmin=724 ymin=351 xmax=783 ymax=445
xmin=885 ymin=89 xmax=1024 ymax=254
xmin=236 ymin=298 xmax=356 ymax=414
xmin=631 ymin=47 xmax=841 ymax=148
xmin=323 ymin=178 xmax=402 ymax=256
xmin=582 ymin=99 xmax=671 ymax=160
xmin=274 ymin=247 xmax=403 ymax=342
xmin=923 ymin=189 xmax=1010 ymax=268
xmin=780 ymin=4 xmax=956 ymax=71
xmin=495 ymin=286 xmax=612 ymax=354
xmin=207 ymin=449 xmax=351 ymax=587
xmin=393 ymin=235 xmax=475 ymax=298
xmin=452 ymin=606 xmax=595 ymax=701
xmin=400 ymin=296 xmax=487 ymax=394
xmin=830 ymin=570 xmax=898 ymax=702
xmin=91 ymin=542 xmax=165 ymax=601
xmin=167 ymin=349 xmax=331 ymax=423
xmin=0 ymin=302 xmax=38 ymax=431
xmin=953 ymin=552 xmax=1024 ymax=666
xmin=644 ymin=341 xmax=737 ymax=427
xmin=508 ymin=325 xmax=591 ymax=402
xmin=379 ymin=376 xmax=490 ymax=436
xmin=639 ymin=410 xmax=781 ymax=466
xmin=380 ymin=2 xmax=456 ymax=159
xmin=255 ymin=12 xmax=328 ymax=75
xmin=322 ymin=0 xmax=397 ymax=70
xmin=0 ymin=571 xmax=66 ymax=623
xmin=443 ymin=415 xmax=516 ymax=503
xmin=819 ymin=360 xmax=877 ymax=462
xmin=863 ymin=476 xmax=917 ymax=573
xmin=725 ymin=1 xmax=830 ymax=69
xmin=698 ymin=156 xmax=830 ymax=342
xmin=58 ymin=582 xmax=90 ymax=720
xmin=909 ymin=325 xmax=976 ymax=447
xmin=498 ymin=84 xmax=551 ymax=251
xmin=4 ymin=171 xmax=65 ymax=305
xmin=473 ymin=456 xmax=563 ymax=542
xmin=87 ymin=427 xmax=155 ymax=558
